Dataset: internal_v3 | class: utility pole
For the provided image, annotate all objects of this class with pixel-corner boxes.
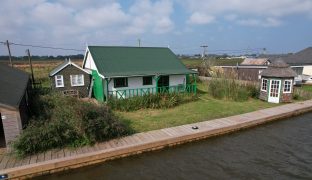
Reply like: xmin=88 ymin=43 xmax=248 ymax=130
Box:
xmin=6 ymin=40 xmax=13 ymax=67
xmin=26 ymin=49 xmax=35 ymax=85
xmin=200 ymin=45 xmax=208 ymax=60
xmin=138 ymin=38 xmax=141 ymax=47
xmin=200 ymin=45 xmax=209 ymax=76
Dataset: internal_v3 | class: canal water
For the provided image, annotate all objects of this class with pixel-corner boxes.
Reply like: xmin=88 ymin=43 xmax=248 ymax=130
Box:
xmin=37 ymin=113 xmax=312 ymax=180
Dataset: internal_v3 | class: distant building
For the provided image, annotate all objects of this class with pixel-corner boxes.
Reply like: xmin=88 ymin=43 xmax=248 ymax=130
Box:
xmin=49 ymin=59 xmax=91 ymax=97
xmin=240 ymin=58 xmax=271 ymax=66
xmin=0 ymin=64 xmax=31 ymax=147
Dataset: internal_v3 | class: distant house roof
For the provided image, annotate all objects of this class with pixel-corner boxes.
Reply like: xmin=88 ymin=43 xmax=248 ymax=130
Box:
xmin=0 ymin=64 xmax=29 ymax=109
xmin=49 ymin=59 xmax=91 ymax=77
xmin=84 ymin=46 xmax=196 ymax=77
xmin=240 ymin=58 xmax=270 ymax=66
xmin=260 ymin=58 xmax=297 ymax=78
xmin=280 ymin=47 xmax=312 ymax=65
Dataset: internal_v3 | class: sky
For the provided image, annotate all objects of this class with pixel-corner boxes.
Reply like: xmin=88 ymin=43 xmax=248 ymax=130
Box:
xmin=0 ymin=0 xmax=312 ymax=56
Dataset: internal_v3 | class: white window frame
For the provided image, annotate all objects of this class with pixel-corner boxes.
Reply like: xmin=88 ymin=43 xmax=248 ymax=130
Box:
xmin=261 ymin=78 xmax=268 ymax=92
xmin=70 ymin=74 xmax=85 ymax=87
xmin=283 ymin=80 xmax=292 ymax=93
xmin=55 ymin=75 xmax=64 ymax=88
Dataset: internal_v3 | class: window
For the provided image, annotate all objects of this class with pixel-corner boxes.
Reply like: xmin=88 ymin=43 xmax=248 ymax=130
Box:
xmin=55 ymin=75 xmax=64 ymax=87
xmin=261 ymin=78 xmax=268 ymax=91
xmin=143 ymin=76 xmax=153 ymax=85
xmin=70 ymin=74 xmax=84 ymax=86
xmin=114 ymin=78 xmax=128 ymax=88
xmin=283 ymin=80 xmax=292 ymax=93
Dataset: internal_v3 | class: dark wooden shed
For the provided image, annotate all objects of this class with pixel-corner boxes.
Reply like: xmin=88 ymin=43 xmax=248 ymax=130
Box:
xmin=49 ymin=59 xmax=91 ymax=97
xmin=259 ymin=59 xmax=297 ymax=103
xmin=0 ymin=64 xmax=31 ymax=147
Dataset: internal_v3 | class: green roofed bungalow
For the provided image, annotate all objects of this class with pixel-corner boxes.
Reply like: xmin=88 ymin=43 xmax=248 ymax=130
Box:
xmin=82 ymin=46 xmax=197 ymax=101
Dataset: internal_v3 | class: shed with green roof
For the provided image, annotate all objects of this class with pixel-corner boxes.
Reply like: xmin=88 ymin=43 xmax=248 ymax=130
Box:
xmin=83 ymin=46 xmax=197 ymax=101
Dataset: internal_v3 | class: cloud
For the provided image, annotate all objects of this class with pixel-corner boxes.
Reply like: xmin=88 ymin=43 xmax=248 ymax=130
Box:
xmin=188 ymin=12 xmax=215 ymax=25
xmin=183 ymin=0 xmax=312 ymax=26
xmin=75 ymin=3 xmax=129 ymax=28
xmin=0 ymin=0 xmax=175 ymax=50
xmin=124 ymin=0 xmax=174 ymax=35
xmin=238 ymin=17 xmax=282 ymax=27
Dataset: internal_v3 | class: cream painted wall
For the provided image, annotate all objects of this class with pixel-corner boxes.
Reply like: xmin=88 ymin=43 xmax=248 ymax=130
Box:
xmin=302 ymin=65 xmax=312 ymax=75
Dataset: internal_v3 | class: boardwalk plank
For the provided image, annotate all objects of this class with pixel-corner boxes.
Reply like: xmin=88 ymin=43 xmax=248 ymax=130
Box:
xmin=29 ymin=155 xmax=38 ymax=165
xmin=37 ymin=153 xmax=45 ymax=163
xmin=20 ymin=156 xmax=31 ymax=166
xmin=4 ymin=156 xmax=15 ymax=169
xmin=0 ymin=155 xmax=10 ymax=169
xmin=44 ymin=151 xmax=52 ymax=161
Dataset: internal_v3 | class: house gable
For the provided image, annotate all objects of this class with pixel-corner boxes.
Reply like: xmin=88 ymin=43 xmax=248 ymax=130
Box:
xmin=83 ymin=48 xmax=98 ymax=71
xmin=50 ymin=63 xmax=91 ymax=97
xmin=49 ymin=59 xmax=91 ymax=77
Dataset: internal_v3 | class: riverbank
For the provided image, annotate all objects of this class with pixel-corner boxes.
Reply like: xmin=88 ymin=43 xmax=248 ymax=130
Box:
xmin=1 ymin=100 xmax=312 ymax=179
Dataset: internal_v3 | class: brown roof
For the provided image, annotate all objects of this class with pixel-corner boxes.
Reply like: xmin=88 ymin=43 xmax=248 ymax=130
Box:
xmin=241 ymin=58 xmax=270 ymax=65
xmin=281 ymin=47 xmax=312 ymax=65
xmin=260 ymin=58 xmax=297 ymax=78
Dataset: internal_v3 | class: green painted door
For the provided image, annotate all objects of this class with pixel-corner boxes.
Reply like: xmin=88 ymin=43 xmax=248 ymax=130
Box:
xmin=92 ymin=70 xmax=105 ymax=101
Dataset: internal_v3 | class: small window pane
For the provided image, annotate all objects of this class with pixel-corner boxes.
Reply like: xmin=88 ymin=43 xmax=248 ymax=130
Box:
xmin=114 ymin=78 xmax=128 ymax=88
xmin=143 ymin=76 xmax=153 ymax=85
xmin=55 ymin=75 xmax=64 ymax=87
xmin=283 ymin=80 xmax=292 ymax=93
xmin=261 ymin=79 xmax=267 ymax=91
xmin=71 ymin=74 xmax=84 ymax=86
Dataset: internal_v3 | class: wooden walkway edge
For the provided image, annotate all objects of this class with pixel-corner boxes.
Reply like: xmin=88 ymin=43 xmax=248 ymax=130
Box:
xmin=1 ymin=100 xmax=312 ymax=179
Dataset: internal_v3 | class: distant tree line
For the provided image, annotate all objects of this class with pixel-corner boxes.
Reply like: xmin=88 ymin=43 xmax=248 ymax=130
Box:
xmin=0 ymin=54 xmax=84 ymax=61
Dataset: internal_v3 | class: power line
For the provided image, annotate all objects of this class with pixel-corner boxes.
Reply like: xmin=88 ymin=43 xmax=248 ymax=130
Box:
xmin=10 ymin=42 xmax=84 ymax=52
xmin=1 ymin=41 xmax=84 ymax=52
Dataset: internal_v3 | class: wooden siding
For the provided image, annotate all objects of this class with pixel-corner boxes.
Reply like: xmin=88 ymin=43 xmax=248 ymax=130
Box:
xmin=222 ymin=67 xmax=265 ymax=82
xmin=0 ymin=107 xmax=22 ymax=146
xmin=51 ymin=65 xmax=91 ymax=97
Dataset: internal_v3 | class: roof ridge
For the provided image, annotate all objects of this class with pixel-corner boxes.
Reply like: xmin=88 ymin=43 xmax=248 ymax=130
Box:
xmin=88 ymin=45 xmax=168 ymax=49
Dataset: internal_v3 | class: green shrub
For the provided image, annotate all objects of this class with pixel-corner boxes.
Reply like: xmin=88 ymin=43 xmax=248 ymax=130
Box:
xmin=207 ymin=78 xmax=259 ymax=101
xmin=293 ymin=87 xmax=312 ymax=100
xmin=13 ymin=94 xmax=132 ymax=157
xmin=108 ymin=93 xmax=198 ymax=112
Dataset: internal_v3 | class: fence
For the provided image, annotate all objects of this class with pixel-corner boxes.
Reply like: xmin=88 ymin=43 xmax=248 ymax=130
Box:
xmin=108 ymin=84 xmax=197 ymax=99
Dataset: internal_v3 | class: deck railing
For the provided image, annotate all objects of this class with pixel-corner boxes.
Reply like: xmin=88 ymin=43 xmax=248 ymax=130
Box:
xmin=108 ymin=84 xmax=196 ymax=99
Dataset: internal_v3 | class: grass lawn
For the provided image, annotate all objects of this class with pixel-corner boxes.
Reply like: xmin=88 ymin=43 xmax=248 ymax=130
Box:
xmin=116 ymin=82 xmax=278 ymax=132
xmin=301 ymin=85 xmax=312 ymax=92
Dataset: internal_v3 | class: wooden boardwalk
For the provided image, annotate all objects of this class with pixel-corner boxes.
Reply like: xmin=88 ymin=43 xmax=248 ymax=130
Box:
xmin=1 ymin=100 xmax=312 ymax=179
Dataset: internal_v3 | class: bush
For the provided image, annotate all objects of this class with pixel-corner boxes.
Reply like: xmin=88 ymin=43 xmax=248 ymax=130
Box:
xmin=293 ymin=87 xmax=312 ymax=100
xmin=13 ymin=94 xmax=132 ymax=157
xmin=108 ymin=93 xmax=198 ymax=112
xmin=207 ymin=78 xmax=259 ymax=101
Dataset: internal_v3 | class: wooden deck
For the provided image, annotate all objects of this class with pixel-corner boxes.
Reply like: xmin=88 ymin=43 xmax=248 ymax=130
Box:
xmin=1 ymin=100 xmax=312 ymax=179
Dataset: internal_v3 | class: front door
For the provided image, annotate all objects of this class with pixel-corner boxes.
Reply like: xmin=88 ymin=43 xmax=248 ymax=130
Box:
xmin=158 ymin=76 xmax=169 ymax=92
xmin=268 ymin=79 xmax=281 ymax=103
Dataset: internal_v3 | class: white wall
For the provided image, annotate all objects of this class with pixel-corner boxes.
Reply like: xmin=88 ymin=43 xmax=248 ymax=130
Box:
xmin=108 ymin=75 xmax=186 ymax=98
xmin=169 ymin=75 xmax=186 ymax=86
xmin=303 ymin=65 xmax=312 ymax=76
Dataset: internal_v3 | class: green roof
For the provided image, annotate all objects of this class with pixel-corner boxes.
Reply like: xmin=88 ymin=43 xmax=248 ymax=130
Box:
xmin=87 ymin=46 xmax=196 ymax=77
